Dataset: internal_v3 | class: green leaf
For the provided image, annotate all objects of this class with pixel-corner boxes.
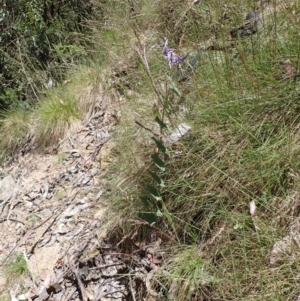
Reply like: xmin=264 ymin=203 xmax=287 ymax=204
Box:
xmin=154 ymin=116 xmax=169 ymax=131
xmin=140 ymin=196 xmax=151 ymax=208
xmin=142 ymin=212 xmax=156 ymax=225
xmin=156 ymin=208 xmax=163 ymax=217
xmin=146 ymin=184 xmax=162 ymax=201
xmin=148 ymin=170 xmax=165 ymax=187
xmin=151 ymin=153 xmax=166 ymax=171
xmin=167 ymin=75 xmax=181 ymax=96
xmin=151 ymin=137 xmax=169 ymax=156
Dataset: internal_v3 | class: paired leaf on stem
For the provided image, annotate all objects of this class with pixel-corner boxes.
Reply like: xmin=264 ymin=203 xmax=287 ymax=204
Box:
xmin=151 ymin=153 xmax=166 ymax=171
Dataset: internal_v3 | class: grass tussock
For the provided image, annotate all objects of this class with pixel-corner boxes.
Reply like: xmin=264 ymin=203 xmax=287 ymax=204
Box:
xmin=4 ymin=253 xmax=30 ymax=285
xmin=34 ymin=90 xmax=79 ymax=147
xmin=1 ymin=253 xmax=31 ymax=300
xmin=0 ymin=66 xmax=102 ymax=155
xmin=34 ymin=66 xmax=100 ymax=147
xmin=0 ymin=109 xmax=31 ymax=156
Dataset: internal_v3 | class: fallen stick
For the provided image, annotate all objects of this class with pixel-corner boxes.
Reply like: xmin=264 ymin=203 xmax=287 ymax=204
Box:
xmin=0 ymin=213 xmax=58 ymax=267
xmin=135 ymin=120 xmax=160 ymax=137
xmin=88 ymin=262 xmax=125 ymax=270
xmin=68 ymin=257 xmax=89 ymax=301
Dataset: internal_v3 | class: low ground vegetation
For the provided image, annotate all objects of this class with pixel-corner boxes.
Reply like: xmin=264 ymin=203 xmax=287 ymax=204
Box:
xmin=1 ymin=0 xmax=300 ymax=300
xmin=102 ymin=0 xmax=300 ymax=300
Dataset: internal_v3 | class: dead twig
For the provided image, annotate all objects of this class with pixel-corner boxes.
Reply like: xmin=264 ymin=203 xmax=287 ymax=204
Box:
xmin=129 ymin=276 xmax=136 ymax=301
xmin=175 ymin=0 xmax=201 ymax=29
xmin=88 ymin=137 xmax=110 ymax=162
xmin=0 ymin=213 xmax=58 ymax=267
xmin=0 ymin=217 xmax=24 ymax=225
xmin=134 ymin=120 xmax=160 ymax=137
xmin=145 ymin=269 xmax=158 ymax=297
xmin=61 ymin=287 xmax=77 ymax=301
xmin=206 ymin=224 xmax=225 ymax=245
xmin=28 ymin=213 xmax=61 ymax=254
xmin=88 ymin=262 xmax=125 ymax=270
xmin=68 ymin=257 xmax=89 ymax=301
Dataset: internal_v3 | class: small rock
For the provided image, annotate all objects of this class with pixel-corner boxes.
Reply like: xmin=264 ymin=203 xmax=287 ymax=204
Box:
xmin=25 ymin=191 xmax=40 ymax=201
xmin=24 ymin=201 xmax=34 ymax=208
xmin=0 ymin=175 xmax=15 ymax=201
xmin=56 ymin=223 xmax=70 ymax=234
xmin=67 ymin=165 xmax=79 ymax=174
xmin=162 ymin=123 xmax=191 ymax=146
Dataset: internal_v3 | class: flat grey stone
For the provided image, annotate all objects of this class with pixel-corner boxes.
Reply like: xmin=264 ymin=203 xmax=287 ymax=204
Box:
xmin=0 ymin=175 xmax=15 ymax=201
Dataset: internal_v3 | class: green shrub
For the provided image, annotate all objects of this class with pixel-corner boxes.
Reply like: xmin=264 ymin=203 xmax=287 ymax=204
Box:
xmin=0 ymin=0 xmax=94 ymax=109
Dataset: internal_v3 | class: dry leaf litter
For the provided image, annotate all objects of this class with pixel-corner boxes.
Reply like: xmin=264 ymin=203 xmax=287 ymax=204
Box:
xmin=0 ymin=97 xmax=164 ymax=301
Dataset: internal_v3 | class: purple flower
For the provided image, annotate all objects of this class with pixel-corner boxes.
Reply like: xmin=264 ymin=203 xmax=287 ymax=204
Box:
xmin=197 ymin=242 xmax=204 ymax=248
xmin=162 ymin=37 xmax=188 ymax=67
xmin=163 ymin=48 xmax=188 ymax=66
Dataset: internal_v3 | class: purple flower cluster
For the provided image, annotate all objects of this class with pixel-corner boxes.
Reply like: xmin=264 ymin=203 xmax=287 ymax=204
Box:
xmin=162 ymin=37 xmax=188 ymax=67
xmin=163 ymin=48 xmax=188 ymax=66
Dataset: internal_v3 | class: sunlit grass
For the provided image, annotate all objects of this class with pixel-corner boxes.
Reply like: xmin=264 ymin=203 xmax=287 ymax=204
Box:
xmin=34 ymin=89 xmax=79 ymax=147
xmin=35 ymin=66 xmax=101 ymax=147
xmin=5 ymin=253 xmax=30 ymax=279
xmin=0 ymin=109 xmax=31 ymax=158
xmin=0 ymin=0 xmax=299 ymax=299
xmin=102 ymin=0 xmax=300 ymax=300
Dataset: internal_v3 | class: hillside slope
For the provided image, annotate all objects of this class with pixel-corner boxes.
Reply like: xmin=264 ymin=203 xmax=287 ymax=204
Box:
xmin=1 ymin=0 xmax=300 ymax=300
